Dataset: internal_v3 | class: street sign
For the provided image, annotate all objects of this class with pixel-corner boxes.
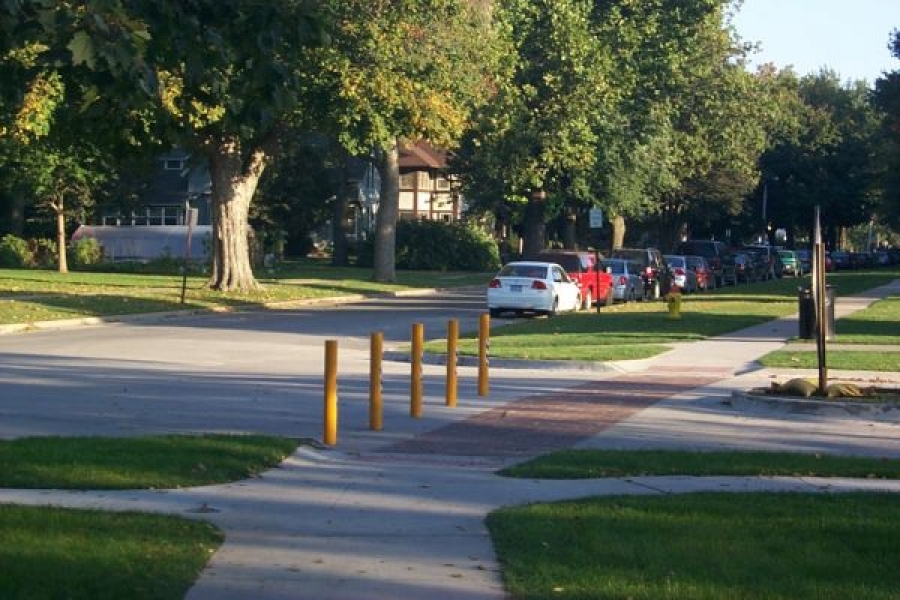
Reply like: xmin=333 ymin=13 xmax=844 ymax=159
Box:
xmin=589 ymin=208 xmax=603 ymax=228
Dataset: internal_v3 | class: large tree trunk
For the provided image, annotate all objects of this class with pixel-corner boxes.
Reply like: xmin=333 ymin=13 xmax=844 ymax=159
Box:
xmin=55 ymin=201 xmax=68 ymax=274
xmin=373 ymin=141 xmax=400 ymax=283
xmin=611 ymin=214 xmax=626 ymax=250
xmin=522 ymin=189 xmax=547 ymax=258
xmin=207 ymin=136 xmax=268 ymax=292
xmin=562 ymin=210 xmax=577 ymax=249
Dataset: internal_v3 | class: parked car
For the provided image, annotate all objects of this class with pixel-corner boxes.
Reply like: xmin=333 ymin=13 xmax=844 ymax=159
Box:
xmin=674 ymin=240 xmax=731 ymax=288
xmin=685 ymin=255 xmax=714 ymax=291
xmin=798 ymin=248 xmax=834 ymax=272
xmin=796 ymin=249 xmax=812 ymax=273
xmin=741 ymin=244 xmax=778 ymax=280
xmin=601 ymin=258 xmax=643 ymax=302
xmin=724 ymin=252 xmax=760 ymax=284
xmin=663 ymin=255 xmax=698 ymax=293
xmin=536 ymin=250 xmax=613 ymax=309
xmin=778 ymin=250 xmax=802 ymax=276
xmin=849 ymin=252 xmax=874 ymax=270
xmin=487 ymin=261 xmax=582 ymax=318
xmin=608 ymin=247 xmax=671 ymax=300
xmin=830 ymin=250 xmax=851 ymax=270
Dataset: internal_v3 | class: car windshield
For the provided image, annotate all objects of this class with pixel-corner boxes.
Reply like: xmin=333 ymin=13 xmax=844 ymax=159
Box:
xmin=499 ymin=264 xmax=548 ymax=278
xmin=602 ymin=259 xmax=626 ymax=273
xmin=539 ymin=254 xmax=582 ymax=272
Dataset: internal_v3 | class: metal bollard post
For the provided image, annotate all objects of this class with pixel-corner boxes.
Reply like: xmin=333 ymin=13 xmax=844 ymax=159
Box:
xmin=411 ymin=323 xmax=424 ymax=418
xmin=370 ymin=331 xmax=383 ymax=431
xmin=478 ymin=313 xmax=490 ymax=397
xmin=323 ymin=339 xmax=338 ymax=446
xmin=446 ymin=319 xmax=458 ymax=407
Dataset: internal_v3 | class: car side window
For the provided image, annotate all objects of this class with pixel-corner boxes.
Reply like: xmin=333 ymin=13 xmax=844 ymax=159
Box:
xmin=553 ymin=267 xmax=565 ymax=282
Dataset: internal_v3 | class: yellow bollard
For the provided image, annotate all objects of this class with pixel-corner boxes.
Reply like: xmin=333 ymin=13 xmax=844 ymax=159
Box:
xmin=370 ymin=331 xmax=383 ymax=431
xmin=446 ymin=319 xmax=458 ymax=407
xmin=478 ymin=313 xmax=490 ymax=397
xmin=411 ymin=323 xmax=424 ymax=418
xmin=323 ymin=339 xmax=338 ymax=446
xmin=667 ymin=285 xmax=682 ymax=319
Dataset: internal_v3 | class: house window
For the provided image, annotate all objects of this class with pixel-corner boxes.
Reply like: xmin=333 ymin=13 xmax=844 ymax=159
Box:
xmin=436 ymin=176 xmax=451 ymax=190
xmin=399 ymin=173 xmax=415 ymax=188
xmin=164 ymin=159 xmax=184 ymax=171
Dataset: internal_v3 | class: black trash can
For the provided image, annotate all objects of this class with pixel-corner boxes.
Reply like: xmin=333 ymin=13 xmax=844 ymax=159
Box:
xmin=797 ymin=285 xmax=835 ymax=340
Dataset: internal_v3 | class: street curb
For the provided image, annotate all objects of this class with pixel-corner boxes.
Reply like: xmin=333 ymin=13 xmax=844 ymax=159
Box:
xmin=731 ymin=388 xmax=900 ymax=417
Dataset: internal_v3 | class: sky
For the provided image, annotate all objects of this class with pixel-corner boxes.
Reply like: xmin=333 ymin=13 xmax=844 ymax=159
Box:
xmin=730 ymin=0 xmax=900 ymax=84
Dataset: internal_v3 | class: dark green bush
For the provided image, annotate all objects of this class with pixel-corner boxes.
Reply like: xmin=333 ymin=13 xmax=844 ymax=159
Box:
xmin=396 ymin=220 xmax=500 ymax=271
xmin=31 ymin=238 xmax=58 ymax=268
xmin=355 ymin=221 xmax=499 ymax=271
xmin=0 ymin=234 xmax=35 ymax=267
xmin=69 ymin=237 xmax=101 ymax=267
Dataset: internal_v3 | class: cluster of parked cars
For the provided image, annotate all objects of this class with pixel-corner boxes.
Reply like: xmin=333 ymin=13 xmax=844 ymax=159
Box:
xmin=486 ymin=240 xmax=899 ymax=319
xmin=486 ymin=246 xmax=715 ymax=318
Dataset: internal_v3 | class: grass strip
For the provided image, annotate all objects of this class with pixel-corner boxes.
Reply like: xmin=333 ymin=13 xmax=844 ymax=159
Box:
xmin=759 ymin=349 xmax=900 ymax=371
xmin=0 ymin=434 xmax=298 ymax=489
xmin=0 ymin=505 xmax=222 ymax=600
xmin=824 ymin=297 xmax=900 ymax=344
xmin=499 ymin=449 xmax=900 ymax=479
xmin=488 ymin=492 xmax=900 ymax=600
xmin=0 ymin=264 xmax=491 ymax=325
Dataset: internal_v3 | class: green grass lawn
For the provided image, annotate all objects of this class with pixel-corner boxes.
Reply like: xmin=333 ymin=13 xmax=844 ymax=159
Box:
xmin=760 ymin=296 xmax=900 ymax=371
xmin=488 ymin=492 xmax=900 ymax=600
xmin=0 ymin=505 xmax=222 ymax=600
xmin=0 ymin=434 xmax=299 ymax=489
xmin=0 ymin=434 xmax=296 ymax=599
xmin=499 ymin=449 xmax=900 ymax=479
xmin=759 ymin=348 xmax=900 ymax=371
xmin=425 ymin=271 xmax=900 ymax=361
xmin=492 ymin=449 xmax=900 ymax=599
xmin=0 ymin=262 xmax=491 ymax=325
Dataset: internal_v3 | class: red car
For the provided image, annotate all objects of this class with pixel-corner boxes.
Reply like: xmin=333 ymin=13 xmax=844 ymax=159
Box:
xmin=535 ymin=250 xmax=613 ymax=308
xmin=685 ymin=255 xmax=715 ymax=291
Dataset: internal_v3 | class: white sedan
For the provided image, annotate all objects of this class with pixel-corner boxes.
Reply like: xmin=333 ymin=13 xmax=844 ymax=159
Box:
xmin=486 ymin=261 xmax=582 ymax=317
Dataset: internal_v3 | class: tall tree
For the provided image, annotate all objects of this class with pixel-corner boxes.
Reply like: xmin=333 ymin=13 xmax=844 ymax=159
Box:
xmin=455 ymin=0 xmax=734 ymax=254
xmin=135 ymin=1 xmax=323 ymax=291
xmin=873 ymin=29 xmax=900 ymax=230
xmin=3 ymin=0 xmax=323 ymax=290
xmin=313 ymin=0 xmax=507 ymax=281
xmin=761 ymin=71 xmax=883 ymax=247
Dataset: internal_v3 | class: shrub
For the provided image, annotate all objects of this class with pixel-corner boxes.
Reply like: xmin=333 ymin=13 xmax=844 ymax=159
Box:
xmin=0 ymin=234 xmax=35 ymax=267
xmin=355 ymin=221 xmax=500 ymax=271
xmin=69 ymin=237 xmax=102 ymax=267
xmin=31 ymin=238 xmax=58 ymax=268
xmin=395 ymin=220 xmax=500 ymax=271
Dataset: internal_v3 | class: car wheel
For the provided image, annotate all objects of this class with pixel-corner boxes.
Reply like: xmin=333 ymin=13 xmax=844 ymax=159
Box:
xmin=548 ymin=297 xmax=559 ymax=317
xmin=581 ymin=289 xmax=592 ymax=310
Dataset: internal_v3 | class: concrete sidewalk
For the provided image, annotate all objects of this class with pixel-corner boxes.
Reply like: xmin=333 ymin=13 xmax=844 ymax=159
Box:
xmin=0 ymin=278 xmax=898 ymax=599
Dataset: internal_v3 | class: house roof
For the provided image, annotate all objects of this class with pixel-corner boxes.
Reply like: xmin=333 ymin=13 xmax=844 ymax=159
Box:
xmin=399 ymin=141 xmax=448 ymax=169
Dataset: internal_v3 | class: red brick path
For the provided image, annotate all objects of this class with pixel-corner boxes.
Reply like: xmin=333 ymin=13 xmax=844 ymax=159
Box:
xmin=381 ymin=374 xmax=722 ymax=459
